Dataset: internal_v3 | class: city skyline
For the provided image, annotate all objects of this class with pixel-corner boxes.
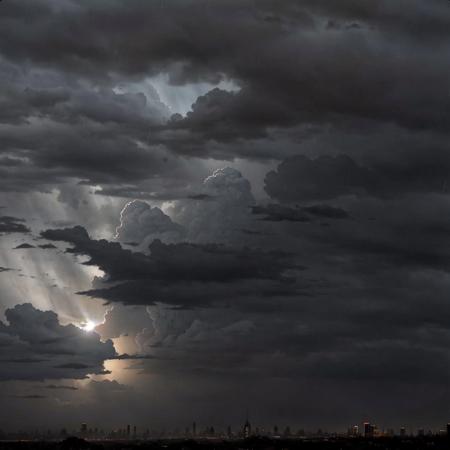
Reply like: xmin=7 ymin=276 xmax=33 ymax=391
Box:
xmin=3 ymin=419 xmax=450 ymax=440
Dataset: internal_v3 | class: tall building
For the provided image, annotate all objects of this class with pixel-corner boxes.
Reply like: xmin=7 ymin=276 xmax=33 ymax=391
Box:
xmin=127 ymin=424 xmax=131 ymax=437
xmin=192 ymin=421 xmax=196 ymax=436
xmin=364 ymin=422 xmax=374 ymax=438
xmin=446 ymin=423 xmax=450 ymax=436
xmin=400 ymin=427 xmax=406 ymax=437
xmin=243 ymin=419 xmax=251 ymax=438
xmin=80 ymin=423 xmax=87 ymax=436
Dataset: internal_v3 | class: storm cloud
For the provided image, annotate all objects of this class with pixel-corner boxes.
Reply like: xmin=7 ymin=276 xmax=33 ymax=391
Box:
xmin=0 ymin=216 xmax=30 ymax=234
xmin=41 ymin=224 xmax=299 ymax=308
xmin=1 ymin=0 xmax=450 ymax=433
xmin=0 ymin=303 xmax=116 ymax=381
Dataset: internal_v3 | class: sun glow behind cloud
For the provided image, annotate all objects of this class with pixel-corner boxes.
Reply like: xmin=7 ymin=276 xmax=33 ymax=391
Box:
xmin=0 ymin=187 xmax=118 ymax=325
xmin=81 ymin=320 xmax=97 ymax=332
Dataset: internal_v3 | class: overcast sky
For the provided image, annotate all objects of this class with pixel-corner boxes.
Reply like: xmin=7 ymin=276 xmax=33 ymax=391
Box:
xmin=1 ymin=0 xmax=450 ymax=434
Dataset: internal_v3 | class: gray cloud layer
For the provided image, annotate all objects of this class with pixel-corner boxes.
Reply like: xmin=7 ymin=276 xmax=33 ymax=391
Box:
xmin=0 ymin=0 xmax=449 ymax=197
xmin=41 ymin=223 xmax=298 ymax=308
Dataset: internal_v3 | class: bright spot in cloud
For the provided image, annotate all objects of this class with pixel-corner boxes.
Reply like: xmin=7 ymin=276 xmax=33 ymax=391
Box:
xmin=81 ymin=320 xmax=97 ymax=332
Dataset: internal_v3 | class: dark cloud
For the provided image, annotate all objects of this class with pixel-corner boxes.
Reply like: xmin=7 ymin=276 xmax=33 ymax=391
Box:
xmin=13 ymin=243 xmax=35 ymax=249
xmin=54 ymin=363 xmax=90 ymax=370
xmin=252 ymin=203 xmax=349 ymax=222
xmin=40 ymin=225 xmax=298 ymax=307
xmin=252 ymin=204 xmax=310 ymax=222
xmin=0 ymin=0 xmax=448 ymax=188
xmin=113 ymin=353 xmax=155 ymax=360
xmin=123 ymin=241 xmax=139 ymax=247
xmin=42 ymin=226 xmax=294 ymax=283
xmin=44 ymin=384 xmax=78 ymax=391
xmin=186 ymin=193 xmax=214 ymax=200
xmin=265 ymin=154 xmax=450 ymax=201
xmin=301 ymin=0 xmax=450 ymax=40
xmin=147 ymin=6 xmax=450 ymax=161
xmin=0 ymin=216 xmax=30 ymax=234
xmin=301 ymin=204 xmax=349 ymax=219
xmin=0 ymin=303 xmax=116 ymax=381
xmin=38 ymin=243 xmax=57 ymax=249
xmin=265 ymin=155 xmax=375 ymax=201
xmin=0 ymin=56 xmax=201 ymax=196
xmin=10 ymin=394 xmax=47 ymax=400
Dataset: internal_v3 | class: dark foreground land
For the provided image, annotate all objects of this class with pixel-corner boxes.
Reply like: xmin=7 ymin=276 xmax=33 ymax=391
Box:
xmin=1 ymin=437 xmax=450 ymax=450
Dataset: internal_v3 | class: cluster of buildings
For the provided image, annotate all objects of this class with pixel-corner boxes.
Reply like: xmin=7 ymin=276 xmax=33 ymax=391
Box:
xmin=3 ymin=421 xmax=450 ymax=441
xmin=76 ymin=420 xmax=450 ymax=441
xmin=347 ymin=422 xmax=450 ymax=439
